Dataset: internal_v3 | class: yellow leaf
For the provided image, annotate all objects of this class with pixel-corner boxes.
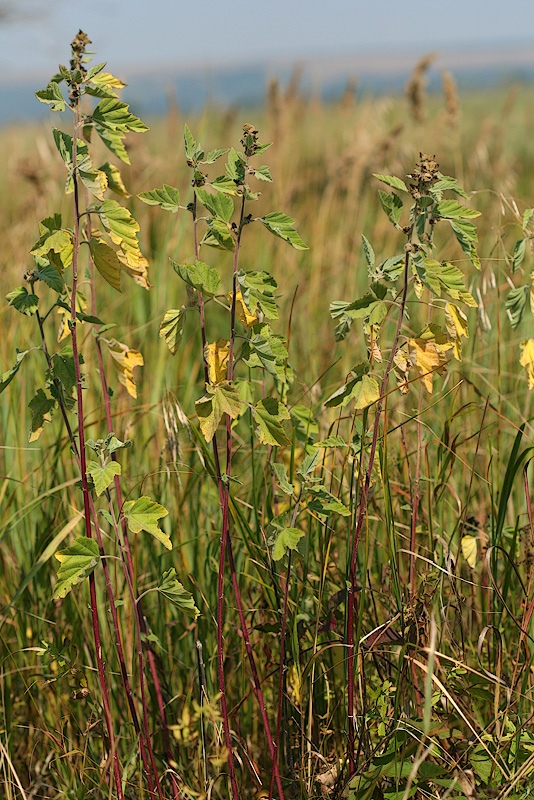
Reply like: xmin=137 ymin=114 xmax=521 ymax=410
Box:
xmin=117 ymin=252 xmax=151 ymax=290
xmin=57 ymin=292 xmax=87 ymax=342
xmin=287 ymin=663 xmax=301 ymax=706
xmin=226 ymin=289 xmax=258 ymax=329
xmin=205 ymin=339 xmax=230 ymax=385
xmin=520 ymin=339 xmax=534 ymax=389
xmin=408 ymin=338 xmax=448 ymax=393
xmin=445 ymin=302 xmax=469 ymax=361
xmin=90 ymin=71 xmax=126 ymax=89
xmin=106 ymin=338 xmax=144 ymax=398
xmin=461 ymin=534 xmax=477 ymax=568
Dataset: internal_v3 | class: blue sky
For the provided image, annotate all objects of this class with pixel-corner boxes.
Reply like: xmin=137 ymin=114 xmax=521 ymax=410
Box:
xmin=1 ymin=0 xmax=533 ymax=82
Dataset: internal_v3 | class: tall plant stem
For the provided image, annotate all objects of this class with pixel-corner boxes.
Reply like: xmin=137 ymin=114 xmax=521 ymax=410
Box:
xmin=85 ymin=184 xmax=179 ymax=800
xmin=33 ymin=302 xmax=160 ymax=798
xmin=69 ymin=101 xmax=123 ymax=798
xmin=346 ymin=243 xmax=412 ymax=774
xmin=193 ymin=187 xmax=285 ymax=798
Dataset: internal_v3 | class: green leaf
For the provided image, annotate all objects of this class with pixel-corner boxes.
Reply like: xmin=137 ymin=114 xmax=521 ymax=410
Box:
xmin=434 ymin=199 xmax=480 ymax=219
xmin=205 ymin=148 xmax=230 ymax=164
xmin=243 ymin=334 xmax=288 ymax=376
xmin=122 ymin=496 xmax=171 ymax=550
xmin=506 ymin=285 xmax=529 ymax=330
xmin=88 ymin=237 xmax=122 ymax=292
xmin=307 ymin=485 xmax=350 ymax=516
xmin=211 ymin=175 xmax=241 ymax=195
xmin=196 ymin=186 xmax=234 ymax=223
xmin=272 ymin=527 xmax=304 ymax=561
xmin=184 ymin=124 xmax=196 ymax=160
xmin=32 ymin=227 xmax=74 ymax=272
xmin=98 ymin=162 xmax=130 ymax=197
xmin=94 ymin=124 xmax=130 ymax=164
xmin=202 ymin=218 xmax=235 ymax=251
xmin=523 ymin=208 xmax=534 ymax=230
xmin=28 ymin=388 xmax=56 ymax=441
xmin=85 ymin=62 xmax=107 ymax=81
xmin=98 ymin=199 xmax=142 ymax=265
xmin=53 ymin=537 xmax=100 ymax=600
xmin=171 ymin=260 xmax=221 ymax=296
xmin=430 ymin=175 xmax=468 ymax=199
xmin=105 ymin=434 xmax=132 ymax=454
xmin=36 ymin=261 xmax=64 ymax=292
xmin=272 ymin=462 xmax=295 ymax=496
xmin=373 ymin=173 xmax=408 ymax=192
xmin=513 ymin=238 xmax=527 ymax=272
xmin=48 ymin=345 xmax=79 ymax=410
xmin=449 ymin=219 xmax=480 ymax=268
xmin=361 ymin=234 xmax=375 ymax=268
xmin=0 ymin=350 xmax=29 ymax=394
xmin=91 ymin=99 xmax=148 ymax=133
xmin=415 ymin=258 xmax=477 ymax=306
xmin=325 ymin=366 xmax=379 ymax=409
xmin=254 ymin=165 xmax=273 ymax=182
xmin=253 ymin=397 xmax=291 ymax=446
xmin=260 ymin=212 xmax=308 ymax=250
xmin=157 ymin=569 xmax=200 ymax=618
xmin=378 ymin=190 xmax=403 ymax=227
xmin=86 ymin=460 xmax=121 ymax=496
xmin=195 ymin=383 xmax=241 ymax=442
xmin=35 ymin=82 xmax=66 ymax=111
xmin=238 ymin=270 xmax=279 ymax=319
xmin=6 ymin=286 xmax=39 ymax=316
xmin=52 ymin=129 xmax=107 ymax=200
xmin=225 ymin=147 xmax=246 ymax=183
xmin=297 ymin=449 xmax=321 ymax=479
xmin=138 ymin=184 xmax=181 ymax=212
xmin=160 ymin=308 xmax=185 ymax=355
xmin=85 ymin=83 xmax=119 ymax=99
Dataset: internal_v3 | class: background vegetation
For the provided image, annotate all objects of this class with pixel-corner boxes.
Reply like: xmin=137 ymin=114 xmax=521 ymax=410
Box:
xmin=2 ymin=52 xmax=534 ymax=799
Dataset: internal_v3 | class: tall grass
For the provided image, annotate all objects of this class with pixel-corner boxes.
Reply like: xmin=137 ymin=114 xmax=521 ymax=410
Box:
xmin=2 ymin=59 xmax=534 ymax=799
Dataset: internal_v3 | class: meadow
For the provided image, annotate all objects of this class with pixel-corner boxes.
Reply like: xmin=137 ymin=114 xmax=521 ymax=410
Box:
xmin=2 ymin=39 xmax=534 ymax=799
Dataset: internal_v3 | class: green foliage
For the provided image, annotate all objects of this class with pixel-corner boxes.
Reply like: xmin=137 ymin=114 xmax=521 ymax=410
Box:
xmin=260 ymin=211 xmax=308 ymax=250
xmin=53 ymin=537 xmax=100 ymax=599
xmin=157 ymin=569 xmax=200 ymax=617
xmin=138 ymin=184 xmax=181 ymax=212
xmin=122 ymin=496 xmax=171 ymax=550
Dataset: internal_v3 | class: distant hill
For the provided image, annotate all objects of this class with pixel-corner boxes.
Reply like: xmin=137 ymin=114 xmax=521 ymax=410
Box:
xmin=2 ymin=43 xmax=533 ymax=125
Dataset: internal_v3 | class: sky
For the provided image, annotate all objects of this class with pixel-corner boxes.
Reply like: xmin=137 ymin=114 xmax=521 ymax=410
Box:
xmin=1 ymin=0 xmax=534 ymax=84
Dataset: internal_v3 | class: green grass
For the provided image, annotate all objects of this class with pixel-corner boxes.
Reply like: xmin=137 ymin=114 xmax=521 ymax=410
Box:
xmin=2 ymin=75 xmax=534 ymax=799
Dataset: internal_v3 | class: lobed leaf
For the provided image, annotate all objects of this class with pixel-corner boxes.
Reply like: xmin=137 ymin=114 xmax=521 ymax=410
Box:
xmin=104 ymin=338 xmax=143 ymax=398
xmin=122 ymin=496 xmax=171 ymax=550
xmin=196 ymin=186 xmax=234 ymax=223
xmin=91 ymin=99 xmax=148 ymax=133
xmin=28 ymin=388 xmax=56 ymax=442
xmin=171 ymin=259 xmax=221 ymax=297
xmin=272 ymin=527 xmax=304 ymax=561
xmin=138 ymin=184 xmax=181 ymax=212
xmin=35 ymin=82 xmax=66 ymax=111
xmin=53 ymin=537 xmax=100 ymax=600
xmin=6 ymin=287 xmax=39 ymax=316
xmin=373 ymin=173 xmax=408 ymax=192
xmin=253 ymin=397 xmax=291 ymax=446
xmin=195 ymin=383 xmax=241 ymax=442
xmin=0 ymin=350 xmax=30 ymax=395
xmin=260 ymin=211 xmax=308 ymax=250
xmin=86 ymin=460 xmax=121 ymax=496
xmin=160 ymin=308 xmax=186 ymax=355
xmin=157 ymin=569 xmax=200 ymax=617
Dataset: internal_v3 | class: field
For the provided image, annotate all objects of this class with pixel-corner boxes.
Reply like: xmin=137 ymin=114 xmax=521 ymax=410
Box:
xmin=2 ymin=49 xmax=534 ymax=800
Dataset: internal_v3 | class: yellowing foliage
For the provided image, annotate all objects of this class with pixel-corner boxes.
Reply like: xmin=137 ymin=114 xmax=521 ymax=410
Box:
xmin=205 ymin=339 xmax=230 ymax=385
